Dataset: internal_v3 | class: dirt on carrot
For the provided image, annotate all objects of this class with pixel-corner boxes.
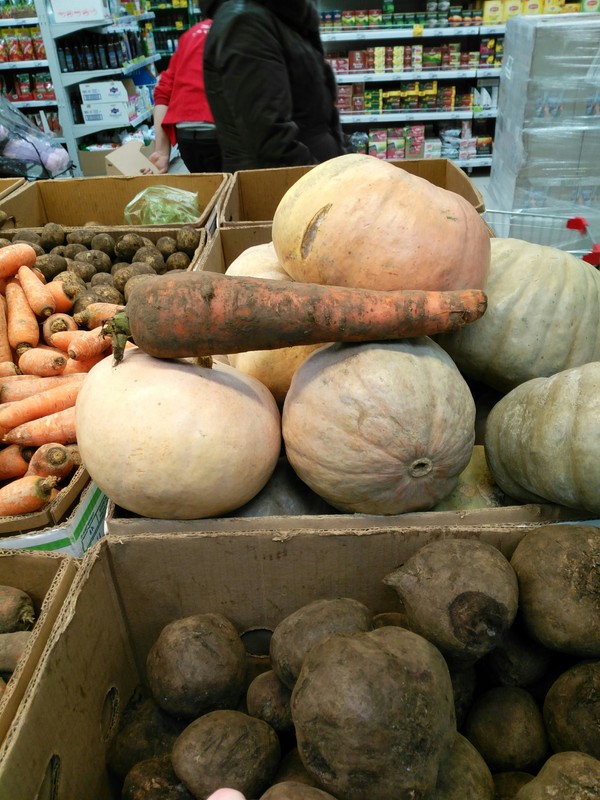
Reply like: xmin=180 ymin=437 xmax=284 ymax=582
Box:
xmin=25 ymin=442 xmax=75 ymax=479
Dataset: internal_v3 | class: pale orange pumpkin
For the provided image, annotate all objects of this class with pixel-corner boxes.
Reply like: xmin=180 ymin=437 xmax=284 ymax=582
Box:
xmin=282 ymin=337 xmax=476 ymax=514
xmin=272 ymin=153 xmax=490 ymax=292
xmin=225 ymin=242 xmax=325 ymax=406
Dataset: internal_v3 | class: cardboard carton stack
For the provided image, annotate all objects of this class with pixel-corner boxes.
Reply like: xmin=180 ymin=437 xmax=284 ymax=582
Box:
xmin=487 ymin=13 xmax=600 ymax=237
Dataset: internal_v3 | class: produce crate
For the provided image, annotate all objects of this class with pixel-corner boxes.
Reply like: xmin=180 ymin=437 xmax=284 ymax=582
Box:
xmin=0 ymin=548 xmax=77 ymax=748
xmin=0 ymin=526 xmax=543 ymax=797
xmin=0 ymin=173 xmax=230 ymax=234
xmin=217 ymin=159 xmax=485 ymax=228
xmin=0 ymin=477 xmax=108 ymax=557
xmin=196 ymin=225 xmax=273 ymax=273
xmin=0 ymin=177 xmax=24 ymax=202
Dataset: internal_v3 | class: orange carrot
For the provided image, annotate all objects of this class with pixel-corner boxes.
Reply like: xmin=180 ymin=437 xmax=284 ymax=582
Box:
xmin=73 ymin=302 xmax=125 ymax=329
xmin=0 ymin=299 xmax=12 ymax=365
xmin=110 ymin=271 xmax=489 ymax=361
xmin=0 ymin=373 xmax=86 ymax=404
xmin=17 ymin=346 xmax=67 ymax=377
xmin=0 ymin=361 xmax=19 ymax=377
xmin=42 ymin=312 xmax=79 ymax=346
xmin=25 ymin=442 xmax=75 ymax=479
xmin=64 ymin=443 xmax=81 ymax=466
xmin=3 ymin=406 xmax=77 ymax=446
xmin=0 ymin=474 xmax=58 ymax=516
xmin=0 ymin=444 xmax=32 ymax=480
xmin=0 ymin=243 xmax=37 ymax=280
xmin=17 ymin=265 xmax=56 ymax=319
xmin=45 ymin=329 xmax=78 ymax=353
xmin=5 ymin=278 xmax=39 ymax=355
xmin=0 ymin=380 xmax=82 ymax=430
xmin=66 ymin=326 xmax=112 ymax=361
xmin=61 ymin=352 xmax=108 ymax=374
xmin=45 ymin=280 xmax=75 ymax=313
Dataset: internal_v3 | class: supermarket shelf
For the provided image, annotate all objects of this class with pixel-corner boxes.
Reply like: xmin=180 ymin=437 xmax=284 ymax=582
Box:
xmin=454 ymin=157 xmax=492 ymax=168
xmin=340 ymin=109 xmax=473 ymax=123
xmin=73 ymin=108 xmax=151 ymax=137
xmin=0 ymin=17 xmax=39 ymax=26
xmin=50 ymin=11 xmax=155 ymax=38
xmin=473 ymin=109 xmax=498 ymax=118
xmin=321 ymin=25 xmax=505 ymax=43
xmin=0 ymin=60 xmax=49 ymax=70
xmin=11 ymin=99 xmax=58 ymax=108
xmin=336 ymin=68 xmax=478 ymax=83
xmin=60 ymin=53 xmax=161 ymax=87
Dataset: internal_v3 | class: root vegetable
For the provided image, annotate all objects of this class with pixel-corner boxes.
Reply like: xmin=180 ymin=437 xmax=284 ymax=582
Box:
xmin=106 ymin=271 xmax=487 ymax=362
xmin=260 ymin=784 xmax=337 ymax=799
xmin=0 ymin=630 xmax=31 ymax=670
xmin=291 ymin=626 xmax=456 ymax=800
xmin=511 ymin=752 xmax=600 ymax=799
xmin=146 ymin=613 xmax=246 ymax=719
xmin=0 ymin=243 xmax=37 ymax=279
xmin=433 ymin=733 xmax=494 ymax=800
xmin=0 ymin=584 xmax=35 ymax=632
xmin=171 ymin=710 xmax=280 ymax=799
xmin=269 ymin=597 xmax=373 ymax=690
xmin=383 ymin=538 xmax=519 ymax=667
xmin=246 ymin=669 xmax=293 ymax=734
xmin=542 ymin=660 xmax=600 ymax=759
xmin=0 ymin=474 xmax=58 ymax=515
xmin=121 ymin=754 xmax=194 ymax=800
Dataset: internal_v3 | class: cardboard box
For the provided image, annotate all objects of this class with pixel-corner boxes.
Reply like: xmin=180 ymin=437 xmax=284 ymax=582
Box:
xmin=0 ymin=525 xmax=570 ymax=797
xmin=79 ymin=80 xmax=136 ymax=104
xmin=50 ymin=0 xmax=109 ymax=23
xmin=0 ymin=480 xmax=109 ymax=558
xmin=104 ymin=139 xmax=159 ymax=177
xmin=80 ymin=100 xmax=138 ymax=127
xmin=0 ymin=549 xmax=77 ymax=748
xmin=0 ymin=177 xmax=24 ymax=202
xmin=78 ymin=144 xmax=156 ymax=178
xmin=218 ymin=159 xmax=485 ymax=228
xmin=0 ymin=173 xmax=229 ymax=231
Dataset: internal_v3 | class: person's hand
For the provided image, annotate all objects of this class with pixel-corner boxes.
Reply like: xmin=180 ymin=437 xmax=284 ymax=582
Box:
xmin=146 ymin=149 xmax=170 ymax=174
xmin=206 ymin=791 xmax=246 ymax=800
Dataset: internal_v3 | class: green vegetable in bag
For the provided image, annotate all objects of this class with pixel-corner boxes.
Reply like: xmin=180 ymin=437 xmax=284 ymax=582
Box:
xmin=124 ymin=185 xmax=200 ymax=225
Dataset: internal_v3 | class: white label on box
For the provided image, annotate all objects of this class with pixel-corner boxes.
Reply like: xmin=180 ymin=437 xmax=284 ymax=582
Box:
xmin=51 ymin=0 xmax=108 ymax=23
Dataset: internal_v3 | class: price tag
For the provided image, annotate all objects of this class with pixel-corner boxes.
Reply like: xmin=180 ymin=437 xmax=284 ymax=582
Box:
xmin=412 ymin=24 xmax=424 ymax=36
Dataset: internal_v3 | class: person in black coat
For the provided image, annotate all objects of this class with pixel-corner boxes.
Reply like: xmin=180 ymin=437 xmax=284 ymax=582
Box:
xmin=198 ymin=0 xmax=347 ymax=173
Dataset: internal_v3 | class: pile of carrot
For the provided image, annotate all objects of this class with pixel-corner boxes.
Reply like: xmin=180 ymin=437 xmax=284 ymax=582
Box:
xmin=0 ymin=242 xmax=124 ymax=517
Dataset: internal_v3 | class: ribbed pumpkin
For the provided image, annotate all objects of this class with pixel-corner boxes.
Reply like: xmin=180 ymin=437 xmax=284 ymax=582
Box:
xmin=225 ymin=242 xmax=325 ymax=406
xmin=436 ymin=238 xmax=600 ymax=393
xmin=282 ymin=338 xmax=476 ymax=514
xmin=484 ymin=362 xmax=600 ymax=513
xmin=272 ymin=153 xmax=490 ymax=292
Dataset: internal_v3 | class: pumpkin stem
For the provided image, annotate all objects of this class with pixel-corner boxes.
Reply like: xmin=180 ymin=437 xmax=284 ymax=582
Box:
xmin=409 ymin=458 xmax=434 ymax=478
xmin=102 ymin=310 xmax=132 ymax=366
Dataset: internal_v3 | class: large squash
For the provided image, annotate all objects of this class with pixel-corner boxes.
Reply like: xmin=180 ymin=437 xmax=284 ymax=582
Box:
xmin=75 ymin=348 xmax=281 ymax=519
xmin=224 ymin=242 xmax=324 ymax=406
xmin=271 ymin=153 xmax=490 ymax=292
xmin=282 ymin=338 xmax=476 ymax=514
xmin=484 ymin=362 xmax=600 ymax=513
xmin=436 ymin=238 xmax=600 ymax=393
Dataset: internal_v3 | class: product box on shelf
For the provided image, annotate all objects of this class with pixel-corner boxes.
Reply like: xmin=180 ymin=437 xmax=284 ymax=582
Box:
xmin=0 ymin=173 xmax=230 ymax=232
xmin=218 ymin=159 xmax=485 ymax=228
xmin=0 ymin=548 xmax=77 ymax=750
xmin=79 ymin=80 xmax=135 ymax=104
xmin=0 ymin=524 xmax=566 ymax=797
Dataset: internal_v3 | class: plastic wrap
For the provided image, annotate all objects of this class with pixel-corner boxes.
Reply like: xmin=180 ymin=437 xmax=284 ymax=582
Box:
xmin=124 ymin=185 xmax=200 ymax=225
xmin=0 ymin=96 xmax=72 ymax=180
xmin=488 ymin=13 xmax=600 ymax=236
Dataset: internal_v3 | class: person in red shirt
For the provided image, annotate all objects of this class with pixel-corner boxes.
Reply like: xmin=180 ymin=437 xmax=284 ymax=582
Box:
xmin=150 ymin=19 xmax=222 ymax=173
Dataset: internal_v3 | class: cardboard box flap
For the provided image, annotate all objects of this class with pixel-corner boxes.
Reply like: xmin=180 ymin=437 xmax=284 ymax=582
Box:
xmin=105 ymin=139 xmax=159 ymax=177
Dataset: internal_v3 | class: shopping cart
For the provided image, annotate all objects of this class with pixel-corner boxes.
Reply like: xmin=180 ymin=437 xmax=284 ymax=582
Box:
xmin=483 ymin=209 xmax=600 ymax=267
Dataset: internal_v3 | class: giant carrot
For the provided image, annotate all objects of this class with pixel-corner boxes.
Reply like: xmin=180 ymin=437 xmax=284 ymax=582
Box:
xmin=0 ymin=373 xmax=85 ymax=403
xmin=5 ymin=278 xmax=39 ymax=355
xmin=25 ymin=443 xmax=75 ymax=479
xmin=0 ymin=243 xmax=37 ymax=280
xmin=0 ymin=474 xmax=58 ymax=517
xmin=3 ymin=406 xmax=77 ymax=446
xmin=17 ymin=346 xmax=67 ymax=377
xmin=17 ymin=265 xmax=56 ymax=319
xmin=104 ymin=271 xmax=488 ymax=362
xmin=73 ymin=302 xmax=125 ymax=330
xmin=0 ymin=380 xmax=82 ymax=430
xmin=0 ymin=444 xmax=32 ymax=480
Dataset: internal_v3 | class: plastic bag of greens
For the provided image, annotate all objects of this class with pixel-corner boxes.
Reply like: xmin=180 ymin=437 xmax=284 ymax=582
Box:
xmin=124 ymin=185 xmax=200 ymax=225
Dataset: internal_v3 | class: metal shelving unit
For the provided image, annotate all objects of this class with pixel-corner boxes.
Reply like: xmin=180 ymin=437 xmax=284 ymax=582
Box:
xmin=32 ymin=0 xmax=158 ymax=177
